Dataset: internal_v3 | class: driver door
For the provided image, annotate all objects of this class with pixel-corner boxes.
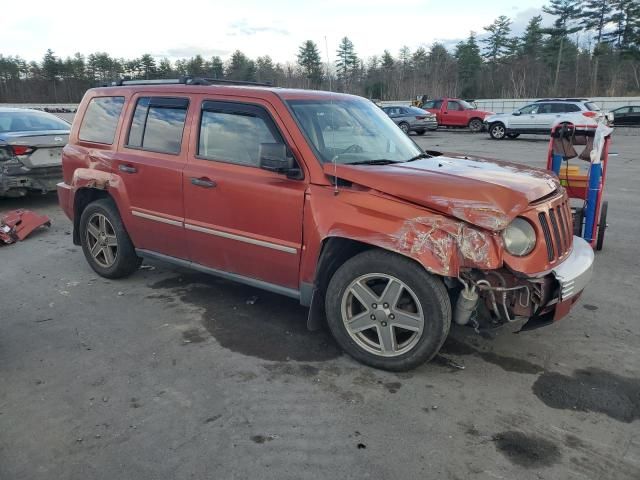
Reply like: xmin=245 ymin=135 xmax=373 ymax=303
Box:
xmin=183 ymin=97 xmax=306 ymax=289
xmin=443 ymin=100 xmax=466 ymax=126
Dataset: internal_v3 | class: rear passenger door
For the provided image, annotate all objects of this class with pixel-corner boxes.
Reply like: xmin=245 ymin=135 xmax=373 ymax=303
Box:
xmin=533 ymin=103 xmax=555 ymax=130
xmin=183 ymin=98 xmax=306 ymax=290
xmin=115 ymin=95 xmax=190 ymax=259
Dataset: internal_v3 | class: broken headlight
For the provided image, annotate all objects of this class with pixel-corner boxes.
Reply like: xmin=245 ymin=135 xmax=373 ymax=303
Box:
xmin=502 ymin=217 xmax=536 ymax=256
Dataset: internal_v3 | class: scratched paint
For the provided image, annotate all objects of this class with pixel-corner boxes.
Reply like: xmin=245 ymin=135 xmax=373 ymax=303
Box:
xmin=393 ymin=216 xmax=495 ymax=276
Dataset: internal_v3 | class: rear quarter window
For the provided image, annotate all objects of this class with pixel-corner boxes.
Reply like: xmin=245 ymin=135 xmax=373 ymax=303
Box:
xmin=79 ymin=96 xmax=125 ymax=144
xmin=585 ymin=102 xmax=601 ymax=111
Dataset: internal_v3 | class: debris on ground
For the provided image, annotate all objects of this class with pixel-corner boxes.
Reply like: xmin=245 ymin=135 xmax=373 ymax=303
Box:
xmin=140 ymin=265 xmax=156 ymax=271
xmin=0 ymin=209 xmax=51 ymax=245
xmin=246 ymin=296 xmax=259 ymax=305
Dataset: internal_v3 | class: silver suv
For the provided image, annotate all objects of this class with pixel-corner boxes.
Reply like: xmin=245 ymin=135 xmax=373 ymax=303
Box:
xmin=484 ymin=99 xmax=601 ymax=139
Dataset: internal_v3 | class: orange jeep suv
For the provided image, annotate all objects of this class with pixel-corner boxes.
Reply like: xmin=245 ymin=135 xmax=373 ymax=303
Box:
xmin=57 ymin=78 xmax=594 ymax=371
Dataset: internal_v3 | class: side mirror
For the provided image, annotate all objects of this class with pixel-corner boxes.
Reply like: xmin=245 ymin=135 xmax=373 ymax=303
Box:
xmin=513 ymin=111 xmax=522 ymax=116
xmin=259 ymin=143 xmax=294 ymax=173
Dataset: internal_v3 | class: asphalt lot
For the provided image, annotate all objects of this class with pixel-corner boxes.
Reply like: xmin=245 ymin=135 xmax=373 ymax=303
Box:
xmin=1 ymin=130 xmax=639 ymax=480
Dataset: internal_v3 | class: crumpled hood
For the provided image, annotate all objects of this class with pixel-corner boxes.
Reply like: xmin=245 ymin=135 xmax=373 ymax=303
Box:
xmin=324 ymin=155 xmax=560 ymax=231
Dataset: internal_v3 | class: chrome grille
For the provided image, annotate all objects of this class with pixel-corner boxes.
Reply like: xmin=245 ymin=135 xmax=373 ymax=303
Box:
xmin=538 ymin=198 xmax=572 ymax=262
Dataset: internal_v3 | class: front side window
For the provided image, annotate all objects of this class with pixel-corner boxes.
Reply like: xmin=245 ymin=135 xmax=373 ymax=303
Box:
xmin=126 ymin=97 xmax=188 ymax=154
xmin=79 ymin=96 xmax=125 ymax=144
xmin=287 ymin=98 xmax=422 ymax=165
xmin=447 ymin=101 xmax=461 ymax=111
xmin=518 ymin=104 xmax=538 ymax=114
xmin=198 ymin=102 xmax=282 ymax=167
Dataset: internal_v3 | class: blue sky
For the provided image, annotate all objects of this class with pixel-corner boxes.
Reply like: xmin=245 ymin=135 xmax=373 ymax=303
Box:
xmin=1 ymin=0 xmax=550 ymax=63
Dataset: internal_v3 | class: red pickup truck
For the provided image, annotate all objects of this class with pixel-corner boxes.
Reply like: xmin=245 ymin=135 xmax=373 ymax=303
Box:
xmin=421 ymin=98 xmax=493 ymax=132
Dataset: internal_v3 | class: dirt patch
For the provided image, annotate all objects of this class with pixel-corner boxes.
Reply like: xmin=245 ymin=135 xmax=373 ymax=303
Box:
xmin=492 ymin=431 xmax=561 ymax=468
xmin=440 ymin=337 xmax=544 ymax=374
xmin=532 ymin=368 xmax=640 ymax=423
xmin=149 ymin=273 xmax=340 ymax=362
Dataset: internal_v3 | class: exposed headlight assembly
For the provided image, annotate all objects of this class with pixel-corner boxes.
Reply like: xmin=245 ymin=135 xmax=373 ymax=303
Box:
xmin=502 ymin=217 xmax=536 ymax=256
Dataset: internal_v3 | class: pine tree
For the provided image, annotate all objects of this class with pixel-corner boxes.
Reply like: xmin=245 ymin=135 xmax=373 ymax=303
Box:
xmin=226 ymin=50 xmax=256 ymax=81
xmin=455 ymin=33 xmax=483 ymax=98
xmin=158 ymin=58 xmax=173 ymax=78
xmin=139 ymin=54 xmax=156 ymax=79
xmin=335 ymin=37 xmax=358 ymax=86
xmin=543 ymin=0 xmax=581 ymax=91
xmin=482 ymin=16 xmax=513 ymax=62
xmin=521 ymin=15 xmax=545 ymax=58
xmin=297 ymin=40 xmax=323 ymax=87
xmin=209 ymin=56 xmax=224 ymax=78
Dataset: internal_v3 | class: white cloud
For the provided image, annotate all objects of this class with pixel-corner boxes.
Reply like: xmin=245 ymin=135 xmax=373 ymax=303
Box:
xmin=0 ymin=0 xmax=546 ymax=63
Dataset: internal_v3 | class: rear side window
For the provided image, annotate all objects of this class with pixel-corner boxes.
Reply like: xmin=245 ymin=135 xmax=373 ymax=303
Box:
xmin=537 ymin=103 xmax=553 ymax=114
xmin=563 ymin=104 xmax=581 ymax=112
xmin=127 ymin=97 xmax=188 ymax=154
xmin=198 ymin=101 xmax=282 ymax=167
xmin=585 ymin=102 xmax=601 ymax=111
xmin=79 ymin=96 xmax=125 ymax=144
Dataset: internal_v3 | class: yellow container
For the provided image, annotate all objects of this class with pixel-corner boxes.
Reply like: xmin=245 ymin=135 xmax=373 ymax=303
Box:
xmin=558 ymin=164 xmax=589 ymax=188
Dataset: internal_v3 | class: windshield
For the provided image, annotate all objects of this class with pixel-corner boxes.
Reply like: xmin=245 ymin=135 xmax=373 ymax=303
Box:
xmin=287 ymin=98 xmax=422 ymax=165
xmin=0 ymin=110 xmax=70 ymax=132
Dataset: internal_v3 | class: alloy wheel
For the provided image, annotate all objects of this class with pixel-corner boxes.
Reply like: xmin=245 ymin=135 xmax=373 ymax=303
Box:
xmin=85 ymin=213 xmax=118 ymax=268
xmin=491 ymin=124 xmax=505 ymax=139
xmin=341 ymin=273 xmax=425 ymax=357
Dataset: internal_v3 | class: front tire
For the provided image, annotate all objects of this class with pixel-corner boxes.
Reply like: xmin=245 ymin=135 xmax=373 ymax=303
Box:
xmin=325 ymin=250 xmax=451 ymax=371
xmin=399 ymin=122 xmax=410 ymax=134
xmin=79 ymin=198 xmax=142 ymax=279
xmin=468 ymin=118 xmax=483 ymax=133
xmin=489 ymin=122 xmax=506 ymax=139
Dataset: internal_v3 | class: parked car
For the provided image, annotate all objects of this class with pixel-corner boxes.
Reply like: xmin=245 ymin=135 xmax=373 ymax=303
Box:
xmin=421 ymin=98 xmax=493 ymax=132
xmin=380 ymin=105 xmax=437 ymax=135
xmin=0 ymin=107 xmax=70 ymax=197
xmin=609 ymin=105 xmax=640 ymax=126
xmin=58 ymin=79 xmax=594 ymax=371
xmin=484 ymin=99 xmax=602 ymax=140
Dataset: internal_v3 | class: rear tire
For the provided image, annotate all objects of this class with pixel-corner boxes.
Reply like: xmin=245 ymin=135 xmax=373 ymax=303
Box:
xmin=489 ymin=122 xmax=506 ymax=139
xmin=324 ymin=249 xmax=451 ymax=371
xmin=79 ymin=198 xmax=142 ymax=279
xmin=468 ymin=118 xmax=483 ymax=133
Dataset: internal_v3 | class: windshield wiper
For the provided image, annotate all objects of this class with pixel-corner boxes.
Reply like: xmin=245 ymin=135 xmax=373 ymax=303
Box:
xmin=405 ymin=152 xmax=431 ymax=162
xmin=345 ymin=159 xmax=401 ymax=165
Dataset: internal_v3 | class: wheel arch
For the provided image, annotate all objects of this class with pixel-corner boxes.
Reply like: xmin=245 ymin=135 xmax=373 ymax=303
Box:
xmin=72 ymin=188 xmax=112 ymax=245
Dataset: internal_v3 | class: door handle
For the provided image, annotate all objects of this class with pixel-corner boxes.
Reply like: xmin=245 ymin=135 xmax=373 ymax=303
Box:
xmin=191 ymin=177 xmax=216 ymax=188
xmin=119 ymin=164 xmax=137 ymax=174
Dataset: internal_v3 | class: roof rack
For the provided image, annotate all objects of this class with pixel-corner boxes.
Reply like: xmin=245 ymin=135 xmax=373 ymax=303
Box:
xmin=106 ymin=76 xmax=272 ymax=87
xmin=535 ymin=98 xmax=589 ymax=102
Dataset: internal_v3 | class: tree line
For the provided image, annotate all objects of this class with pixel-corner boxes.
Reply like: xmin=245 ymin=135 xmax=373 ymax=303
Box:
xmin=1 ymin=0 xmax=638 ymax=103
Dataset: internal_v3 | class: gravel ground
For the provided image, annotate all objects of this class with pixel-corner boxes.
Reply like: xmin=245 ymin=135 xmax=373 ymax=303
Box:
xmin=1 ymin=130 xmax=638 ymax=480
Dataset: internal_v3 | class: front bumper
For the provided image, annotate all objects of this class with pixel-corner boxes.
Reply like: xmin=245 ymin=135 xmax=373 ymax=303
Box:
xmin=550 ymin=236 xmax=594 ymax=301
